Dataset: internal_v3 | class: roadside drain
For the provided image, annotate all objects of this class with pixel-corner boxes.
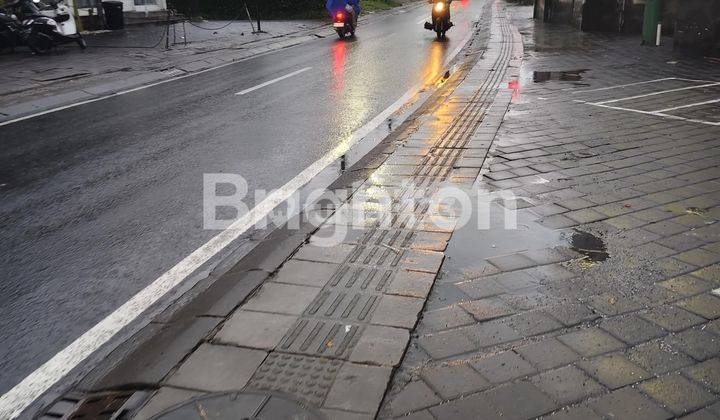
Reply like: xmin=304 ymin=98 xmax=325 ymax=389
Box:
xmin=568 ymin=229 xmax=609 ymax=262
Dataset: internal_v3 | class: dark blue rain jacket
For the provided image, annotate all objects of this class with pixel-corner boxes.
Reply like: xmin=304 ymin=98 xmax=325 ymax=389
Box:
xmin=326 ymin=0 xmax=360 ymax=17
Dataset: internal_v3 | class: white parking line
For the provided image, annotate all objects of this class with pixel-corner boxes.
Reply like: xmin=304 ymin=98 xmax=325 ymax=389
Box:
xmin=652 ymin=98 xmax=720 ymax=113
xmin=235 ymin=67 xmax=313 ymax=95
xmin=0 ymin=14 xmax=478 ymax=418
xmin=574 ymin=100 xmax=720 ymax=127
xmin=571 ymin=77 xmax=676 ymax=94
xmin=594 ymin=82 xmax=720 ymax=105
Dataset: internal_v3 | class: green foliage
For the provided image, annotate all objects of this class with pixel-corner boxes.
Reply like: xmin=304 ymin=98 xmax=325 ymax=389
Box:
xmin=169 ymin=0 xmax=328 ymax=19
xmin=360 ymin=0 xmax=399 ymax=12
xmin=169 ymin=0 xmax=400 ymax=20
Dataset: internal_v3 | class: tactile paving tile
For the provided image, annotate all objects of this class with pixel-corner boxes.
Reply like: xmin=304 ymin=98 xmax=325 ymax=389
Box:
xmin=245 ymin=353 xmax=342 ymax=406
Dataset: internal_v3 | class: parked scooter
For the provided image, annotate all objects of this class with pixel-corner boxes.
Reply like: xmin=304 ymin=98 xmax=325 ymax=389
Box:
xmin=332 ymin=4 xmax=356 ymax=39
xmin=5 ymin=0 xmax=85 ymax=54
xmin=424 ymin=0 xmax=453 ymax=40
xmin=0 ymin=10 xmax=26 ymax=52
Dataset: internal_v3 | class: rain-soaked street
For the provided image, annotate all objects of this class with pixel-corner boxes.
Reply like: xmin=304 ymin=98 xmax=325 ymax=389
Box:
xmin=0 ymin=0 xmax=484 ymax=397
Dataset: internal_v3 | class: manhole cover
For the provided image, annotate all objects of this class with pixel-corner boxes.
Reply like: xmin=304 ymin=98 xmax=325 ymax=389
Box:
xmin=152 ymin=392 xmax=325 ymax=420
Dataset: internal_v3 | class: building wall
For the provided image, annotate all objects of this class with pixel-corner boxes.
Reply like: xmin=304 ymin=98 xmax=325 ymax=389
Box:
xmin=68 ymin=0 xmax=167 ymax=16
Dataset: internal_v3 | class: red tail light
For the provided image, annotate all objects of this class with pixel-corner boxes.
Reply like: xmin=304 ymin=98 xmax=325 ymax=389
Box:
xmin=336 ymin=12 xmax=344 ymax=20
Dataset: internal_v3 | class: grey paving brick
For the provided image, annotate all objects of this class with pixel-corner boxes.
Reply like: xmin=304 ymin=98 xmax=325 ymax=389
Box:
xmin=319 ymin=409 xmax=373 ymax=420
xmin=465 ymin=319 xmax=522 ymax=348
xmin=165 ymin=344 xmax=267 ymax=392
xmin=420 ymin=306 xmax=475 ymax=332
xmin=640 ymin=306 xmax=706 ymax=332
xmin=544 ymin=302 xmax=600 ymax=327
xmin=486 ymin=253 xmax=537 ymax=271
xmin=460 ymin=297 xmax=516 ymax=322
xmin=542 ymin=406 xmax=603 ymax=420
xmin=516 ymin=338 xmax=580 ymax=370
xmin=428 ymin=392 xmax=497 ymax=420
xmin=242 ymin=283 xmax=321 ymax=315
xmin=566 ymin=208 xmax=607 ymax=224
xmin=417 ymin=328 xmax=477 ymax=359
xmin=677 ymin=293 xmax=720 ymax=319
xmin=666 ymin=327 xmax=720 ymax=361
xmin=386 ymin=270 xmax=436 ymax=299
xmin=484 ymin=381 xmax=558 ymax=420
xmin=530 ymin=366 xmax=605 ymax=405
xmin=134 ymin=387 xmax=204 ymax=420
xmin=324 ymin=363 xmax=392 ymax=414
xmin=214 ymin=310 xmax=297 ymax=350
xmin=456 ymin=277 xmax=506 ymax=299
xmin=628 ymin=339 xmax=696 ymax=374
xmin=470 ymin=351 xmax=537 ymax=384
xmin=371 ymin=295 xmax=424 ymax=329
xmin=400 ymin=250 xmax=445 ymax=274
xmin=676 ymin=249 xmax=720 ymax=267
xmin=680 ymin=407 xmax=720 ymax=420
xmin=578 ymin=353 xmax=650 ymax=389
xmin=655 ymin=257 xmax=700 ymax=277
xmin=599 ymin=314 xmax=667 ymax=345
xmin=387 ymin=380 xmax=441 ymax=416
xmin=272 ymin=260 xmax=339 ymax=287
xmin=421 ymin=363 xmax=491 ymax=399
xmin=293 ymin=244 xmax=355 ymax=264
xmin=686 ymin=358 xmax=720 ymax=393
xmin=350 ymin=325 xmax=409 ymax=366
xmin=558 ymin=327 xmax=625 ymax=357
xmin=589 ymin=387 xmax=672 ymax=420
xmin=588 ymin=292 xmax=644 ymax=316
xmin=639 ymin=373 xmax=716 ymax=416
xmin=540 ymin=214 xmax=578 ymax=229
xmin=658 ymin=275 xmax=717 ymax=297
xmin=490 ymin=270 xmax=541 ymax=291
xmin=605 ymin=214 xmax=648 ymax=230
xmin=411 ymin=231 xmax=451 ymax=252
xmin=692 ymin=264 xmax=720 ymax=283
xmin=506 ymin=311 xmax=564 ymax=337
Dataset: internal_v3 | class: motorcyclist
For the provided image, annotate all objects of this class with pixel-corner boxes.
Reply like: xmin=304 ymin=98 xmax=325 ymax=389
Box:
xmin=429 ymin=0 xmax=452 ymax=24
xmin=326 ymin=0 xmax=360 ymax=25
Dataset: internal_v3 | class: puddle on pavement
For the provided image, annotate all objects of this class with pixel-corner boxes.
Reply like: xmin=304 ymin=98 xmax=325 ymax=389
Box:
xmin=568 ymin=229 xmax=609 ymax=262
xmin=533 ymin=69 xmax=588 ymax=83
xmin=424 ymin=198 xmax=566 ymax=311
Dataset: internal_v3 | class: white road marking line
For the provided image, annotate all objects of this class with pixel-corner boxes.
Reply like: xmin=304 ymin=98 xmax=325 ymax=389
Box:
xmin=574 ymin=100 xmax=720 ymax=127
xmin=571 ymin=77 xmax=677 ymax=94
xmin=651 ymin=98 xmax=720 ymax=113
xmin=0 ymin=46 xmax=305 ymax=128
xmin=417 ymin=17 xmax=427 ymax=25
xmin=593 ymin=82 xmax=720 ymax=105
xmin=235 ymin=67 xmax=313 ymax=95
xmin=0 ymin=15 xmax=478 ymax=418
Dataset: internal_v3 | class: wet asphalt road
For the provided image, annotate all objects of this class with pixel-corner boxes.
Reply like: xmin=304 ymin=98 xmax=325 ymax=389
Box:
xmin=0 ymin=0 xmax=484 ymax=395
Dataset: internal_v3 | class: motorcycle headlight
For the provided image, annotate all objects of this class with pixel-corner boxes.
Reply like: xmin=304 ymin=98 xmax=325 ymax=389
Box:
xmin=434 ymin=2 xmax=445 ymax=12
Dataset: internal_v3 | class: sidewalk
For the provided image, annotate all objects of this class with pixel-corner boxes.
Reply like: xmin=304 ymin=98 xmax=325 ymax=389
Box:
xmin=34 ymin=0 xmax=720 ymax=419
xmin=379 ymin=4 xmax=720 ymax=420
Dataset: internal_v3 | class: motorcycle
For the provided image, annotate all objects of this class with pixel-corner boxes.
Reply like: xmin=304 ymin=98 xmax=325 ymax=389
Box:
xmin=0 ymin=10 xmax=25 ymax=52
xmin=4 ymin=0 xmax=85 ymax=54
xmin=333 ymin=4 xmax=356 ymax=39
xmin=424 ymin=0 xmax=453 ymax=40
